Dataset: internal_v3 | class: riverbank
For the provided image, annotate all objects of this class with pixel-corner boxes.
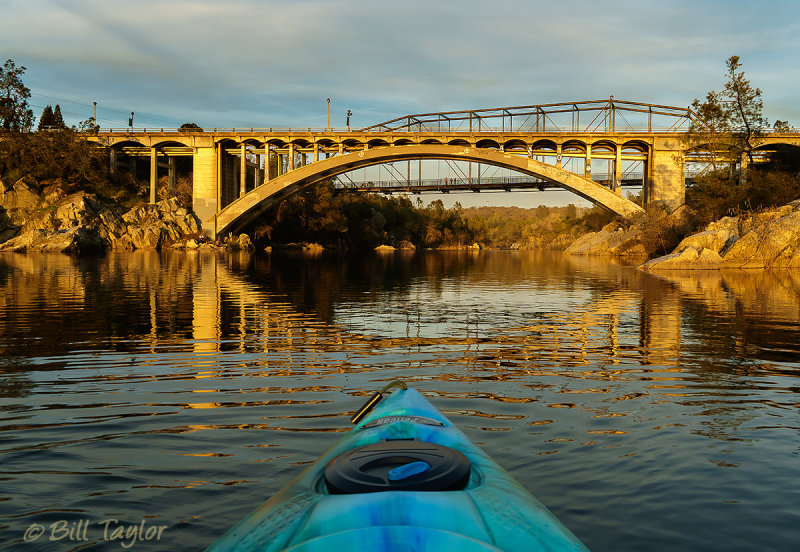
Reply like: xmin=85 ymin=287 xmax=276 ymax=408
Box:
xmin=0 ymin=177 xmax=207 ymax=253
xmin=641 ymin=200 xmax=800 ymax=269
xmin=560 ymin=199 xmax=800 ymax=269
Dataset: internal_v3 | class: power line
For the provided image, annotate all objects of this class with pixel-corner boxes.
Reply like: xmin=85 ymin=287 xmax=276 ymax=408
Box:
xmin=29 ymin=93 xmax=184 ymax=126
xmin=28 ymin=102 xmax=126 ymax=126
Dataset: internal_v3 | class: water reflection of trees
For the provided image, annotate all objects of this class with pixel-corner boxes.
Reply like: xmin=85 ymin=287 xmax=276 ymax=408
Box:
xmin=235 ymin=250 xmax=645 ymax=323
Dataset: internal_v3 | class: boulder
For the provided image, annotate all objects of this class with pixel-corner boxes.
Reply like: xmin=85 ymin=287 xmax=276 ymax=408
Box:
xmin=0 ymin=226 xmax=105 ymax=253
xmin=237 ymin=234 xmax=255 ymax=251
xmin=565 ymin=225 xmax=642 ymax=256
xmin=128 ymin=226 xmax=165 ymax=249
xmin=721 ymin=209 xmax=800 ymax=268
xmin=640 ymin=246 xmax=723 ymax=270
xmin=0 ymin=207 xmax=20 ymax=243
xmin=0 ymin=177 xmax=42 ymax=226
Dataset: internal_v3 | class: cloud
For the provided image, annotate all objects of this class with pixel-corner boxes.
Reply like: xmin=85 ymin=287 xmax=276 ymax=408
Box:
xmin=2 ymin=0 xmax=798 ymax=128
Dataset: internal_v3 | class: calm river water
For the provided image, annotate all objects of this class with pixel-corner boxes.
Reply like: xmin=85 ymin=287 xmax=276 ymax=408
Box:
xmin=1 ymin=250 xmax=799 ymax=551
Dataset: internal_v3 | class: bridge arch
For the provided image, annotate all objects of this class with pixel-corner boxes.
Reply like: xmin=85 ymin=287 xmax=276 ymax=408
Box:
xmin=448 ymin=138 xmax=471 ymax=147
xmin=532 ymin=139 xmax=558 ymax=150
xmin=368 ymin=138 xmax=390 ymax=148
xmin=622 ymin=140 xmax=648 ymax=153
xmin=503 ymin=138 xmax=528 ymax=151
xmin=476 ymin=138 xmax=500 ymax=149
xmin=214 ymin=144 xmax=643 ymax=237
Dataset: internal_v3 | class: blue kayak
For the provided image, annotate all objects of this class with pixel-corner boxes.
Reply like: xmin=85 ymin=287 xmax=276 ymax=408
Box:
xmin=206 ymin=383 xmax=590 ymax=551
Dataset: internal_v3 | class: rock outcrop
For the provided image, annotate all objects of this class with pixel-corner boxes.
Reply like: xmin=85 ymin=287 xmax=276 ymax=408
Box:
xmin=224 ymin=233 xmax=255 ymax=251
xmin=564 ymin=221 xmax=646 ymax=256
xmin=0 ymin=178 xmax=204 ymax=253
xmin=641 ymin=200 xmax=800 ymax=270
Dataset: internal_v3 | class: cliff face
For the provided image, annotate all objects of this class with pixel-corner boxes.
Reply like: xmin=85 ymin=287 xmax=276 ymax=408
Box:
xmin=0 ymin=178 xmax=203 ymax=254
xmin=641 ymin=200 xmax=800 ymax=270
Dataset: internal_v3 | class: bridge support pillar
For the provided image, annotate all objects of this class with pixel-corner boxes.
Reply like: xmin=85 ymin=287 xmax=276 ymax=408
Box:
xmin=168 ymin=156 xmax=176 ymax=197
xmin=109 ymin=148 xmax=118 ymax=177
xmin=313 ymin=142 xmax=319 ymax=163
xmin=193 ymin=145 xmax=219 ymax=238
xmin=614 ymin=144 xmax=622 ymax=194
xmin=240 ymin=144 xmax=246 ymax=197
xmin=647 ymin=137 xmax=685 ymax=211
xmin=739 ymin=152 xmax=749 ymax=186
xmin=556 ymin=143 xmax=562 ymax=168
xmin=265 ymin=144 xmax=273 ymax=182
xmin=584 ymin=144 xmax=592 ymax=179
xmin=149 ymin=147 xmax=157 ymax=204
xmin=264 ymin=144 xmax=272 ymax=182
xmin=288 ymin=143 xmax=294 ymax=171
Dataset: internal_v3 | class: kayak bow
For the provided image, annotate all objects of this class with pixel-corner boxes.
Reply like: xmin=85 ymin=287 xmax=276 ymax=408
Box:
xmin=206 ymin=384 xmax=590 ymax=551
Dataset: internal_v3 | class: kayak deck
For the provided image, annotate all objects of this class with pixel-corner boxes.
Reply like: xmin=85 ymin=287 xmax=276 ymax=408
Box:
xmin=206 ymin=388 xmax=589 ymax=551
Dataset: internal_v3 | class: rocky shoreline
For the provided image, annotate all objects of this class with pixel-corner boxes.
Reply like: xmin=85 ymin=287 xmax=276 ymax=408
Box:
xmin=5 ymin=176 xmax=800 ymax=267
xmin=1 ymin=177 xmax=211 ymax=253
xmin=563 ymin=200 xmax=800 ymax=270
xmin=641 ymin=200 xmax=800 ymax=269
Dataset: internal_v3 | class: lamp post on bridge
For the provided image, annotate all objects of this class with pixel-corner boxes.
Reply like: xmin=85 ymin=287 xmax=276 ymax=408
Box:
xmin=326 ymin=98 xmax=330 ymax=131
xmin=347 ymin=109 xmax=352 ymax=131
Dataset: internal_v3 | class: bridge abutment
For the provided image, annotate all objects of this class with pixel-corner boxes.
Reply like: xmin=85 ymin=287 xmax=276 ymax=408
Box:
xmin=193 ymin=146 xmax=219 ymax=238
xmin=647 ymin=138 xmax=685 ymax=211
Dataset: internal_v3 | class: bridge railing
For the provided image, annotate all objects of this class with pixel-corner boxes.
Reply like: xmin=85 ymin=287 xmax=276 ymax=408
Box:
xmin=93 ymin=126 xmax=797 ymax=135
xmin=333 ymin=173 xmax=648 ymax=192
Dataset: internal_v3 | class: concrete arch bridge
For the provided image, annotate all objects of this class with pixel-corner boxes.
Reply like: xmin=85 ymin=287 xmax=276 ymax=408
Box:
xmin=89 ymin=99 xmax=800 ymax=238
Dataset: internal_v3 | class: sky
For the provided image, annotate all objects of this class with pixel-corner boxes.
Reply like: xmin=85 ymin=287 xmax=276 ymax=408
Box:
xmin=2 ymin=0 xmax=799 ymax=207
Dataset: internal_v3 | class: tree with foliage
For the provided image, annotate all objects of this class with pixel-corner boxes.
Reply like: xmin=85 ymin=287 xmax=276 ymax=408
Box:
xmin=178 ymin=122 xmax=203 ymax=132
xmin=682 ymin=55 xmax=800 ymax=226
xmin=37 ymin=104 xmax=68 ymax=130
xmin=0 ymin=59 xmax=34 ymax=131
xmin=78 ymin=116 xmax=98 ymax=133
xmin=773 ymin=120 xmax=791 ymax=133
xmin=38 ymin=105 xmax=54 ymax=130
xmin=52 ymin=104 xmax=66 ymax=129
xmin=0 ymin=127 xmax=108 ymax=185
xmin=684 ymin=56 xmax=768 ymax=175
xmin=723 ymin=55 xmax=768 ymax=164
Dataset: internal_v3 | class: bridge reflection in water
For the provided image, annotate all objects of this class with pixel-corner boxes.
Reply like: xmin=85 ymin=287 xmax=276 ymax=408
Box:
xmin=5 ymin=251 xmax=800 ymax=552
xmin=0 ymin=252 xmax=800 ymax=375
xmin=4 ymin=252 xmax=800 ymax=374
